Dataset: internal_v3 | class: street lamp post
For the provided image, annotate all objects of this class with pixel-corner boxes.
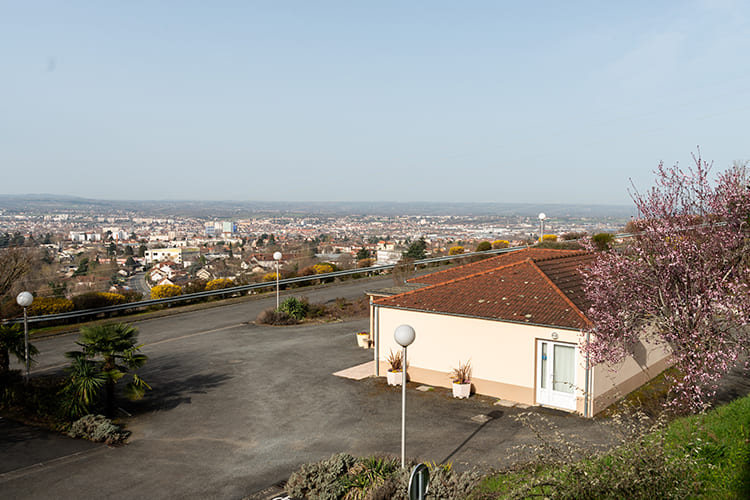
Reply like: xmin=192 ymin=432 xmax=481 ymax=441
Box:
xmin=16 ymin=291 xmax=33 ymax=383
xmin=394 ymin=324 xmax=416 ymax=469
xmin=538 ymin=212 xmax=547 ymax=243
xmin=273 ymin=251 xmax=282 ymax=309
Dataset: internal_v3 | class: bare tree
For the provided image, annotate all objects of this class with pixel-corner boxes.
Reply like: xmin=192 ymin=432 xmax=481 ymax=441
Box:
xmin=0 ymin=247 xmax=36 ymax=298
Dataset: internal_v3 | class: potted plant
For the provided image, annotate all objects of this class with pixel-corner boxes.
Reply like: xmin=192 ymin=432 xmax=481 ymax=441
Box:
xmin=450 ymin=360 xmax=472 ymax=398
xmin=386 ymin=349 xmax=403 ymax=386
xmin=356 ymin=331 xmax=370 ymax=348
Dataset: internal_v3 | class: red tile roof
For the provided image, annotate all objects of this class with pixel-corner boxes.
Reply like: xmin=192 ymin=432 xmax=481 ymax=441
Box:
xmin=408 ymin=248 xmax=583 ymax=285
xmin=377 ymin=249 xmax=593 ymax=330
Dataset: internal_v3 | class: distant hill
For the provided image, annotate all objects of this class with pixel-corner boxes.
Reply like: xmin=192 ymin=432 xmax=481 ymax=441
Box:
xmin=0 ymin=194 xmax=634 ymax=218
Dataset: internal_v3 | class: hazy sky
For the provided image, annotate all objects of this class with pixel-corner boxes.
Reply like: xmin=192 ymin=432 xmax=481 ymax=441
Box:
xmin=2 ymin=1 xmax=748 ymax=205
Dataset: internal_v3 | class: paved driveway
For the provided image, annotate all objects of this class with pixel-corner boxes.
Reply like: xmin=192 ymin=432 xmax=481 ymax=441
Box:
xmin=1 ymin=282 xmax=618 ymax=499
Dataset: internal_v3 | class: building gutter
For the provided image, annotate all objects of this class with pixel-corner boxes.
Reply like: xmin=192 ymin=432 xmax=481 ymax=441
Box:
xmin=374 ymin=304 xmax=583 ymax=332
xmin=373 ymin=303 xmax=380 ymax=376
xmin=584 ymin=329 xmax=591 ymax=418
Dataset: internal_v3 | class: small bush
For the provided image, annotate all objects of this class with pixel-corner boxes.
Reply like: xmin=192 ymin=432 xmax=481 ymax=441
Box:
xmin=492 ymin=239 xmax=510 ymax=249
xmin=561 ymin=231 xmax=587 ymax=241
xmin=150 ymin=284 xmax=182 ymax=299
xmin=286 ymin=453 xmax=357 ymax=499
xmin=67 ymin=414 xmax=129 ymax=445
xmin=591 ymin=232 xmax=614 ymax=251
xmin=299 ymin=266 xmax=316 ymax=277
xmin=27 ymin=297 xmax=74 ymax=316
xmin=427 ymin=464 xmax=484 ymax=499
xmin=72 ymin=292 xmax=127 ymax=310
xmin=448 ymin=246 xmax=465 ymax=255
xmin=119 ymin=289 xmax=143 ymax=303
xmin=313 ymin=263 xmax=335 ymax=274
xmin=278 ymin=297 xmax=308 ymax=320
xmin=286 ymin=454 xmax=482 ymax=500
xmin=205 ymin=278 xmax=234 ymax=291
xmin=357 ymin=258 xmax=374 ymax=268
xmin=542 ymin=234 xmax=558 ymax=242
xmin=262 ymin=272 xmax=279 ymax=282
xmin=182 ymin=279 xmax=207 ymax=294
xmin=475 ymin=241 xmax=492 ymax=252
xmin=256 ymin=308 xmax=298 ymax=325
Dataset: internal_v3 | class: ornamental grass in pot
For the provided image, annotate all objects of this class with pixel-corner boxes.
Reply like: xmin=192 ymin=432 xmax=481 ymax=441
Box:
xmin=450 ymin=360 xmax=472 ymax=398
xmin=386 ymin=349 xmax=404 ymax=386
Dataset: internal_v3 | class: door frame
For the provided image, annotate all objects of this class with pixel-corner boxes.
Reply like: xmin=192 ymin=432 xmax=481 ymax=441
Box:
xmin=536 ymin=339 xmax=577 ymax=411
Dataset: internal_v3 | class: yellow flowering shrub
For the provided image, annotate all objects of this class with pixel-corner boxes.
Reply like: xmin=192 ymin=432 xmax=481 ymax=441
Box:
xmin=263 ymin=272 xmax=279 ymax=282
xmin=28 ymin=297 xmax=74 ymax=316
xmin=150 ymin=284 xmax=182 ymax=299
xmin=313 ymin=263 xmax=335 ymax=274
xmin=205 ymin=278 xmax=234 ymax=290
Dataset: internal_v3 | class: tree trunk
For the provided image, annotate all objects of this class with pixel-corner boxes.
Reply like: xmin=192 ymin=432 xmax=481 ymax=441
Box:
xmin=0 ymin=348 xmax=9 ymax=375
xmin=104 ymin=355 xmax=115 ymax=417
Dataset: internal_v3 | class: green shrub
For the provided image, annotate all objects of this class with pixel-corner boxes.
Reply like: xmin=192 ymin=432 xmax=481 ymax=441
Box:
xmin=72 ymin=292 xmax=127 ymax=310
xmin=182 ymin=279 xmax=207 ymax=294
xmin=256 ymin=308 xmax=298 ymax=325
xmin=475 ymin=241 xmax=492 ymax=252
xmin=591 ymin=232 xmax=614 ymax=250
xmin=278 ymin=297 xmax=308 ymax=320
xmin=286 ymin=453 xmax=357 ymax=499
xmin=67 ymin=414 xmax=129 ymax=445
xmin=492 ymin=239 xmax=510 ymax=249
xmin=119 ymin=289 xmax=143 ymax=303
xmin=286 ymin=454 xmax=481 ymax=500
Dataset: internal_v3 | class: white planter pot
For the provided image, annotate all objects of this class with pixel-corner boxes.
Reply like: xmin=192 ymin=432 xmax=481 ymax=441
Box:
xmin=356 ymin=333 xmax=370 ymax=348
xmin=387 ymin=370 xmax=403 ymax=386
xmin=452 ymin=382 xmax=471 ymax=399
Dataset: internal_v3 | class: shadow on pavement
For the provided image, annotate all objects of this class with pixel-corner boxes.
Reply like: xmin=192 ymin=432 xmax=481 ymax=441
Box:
xmin=0 ymin=417 xmax=100 ymax=475
xmin=125 ymin=371 xmax=232 ymax=414
xmin=442 ymin=410 xmax=504 ymax=463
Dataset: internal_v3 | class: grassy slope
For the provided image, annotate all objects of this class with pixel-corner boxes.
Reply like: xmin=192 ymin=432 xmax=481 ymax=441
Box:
xmin=472 ymin=394 xmax=750 ymax=499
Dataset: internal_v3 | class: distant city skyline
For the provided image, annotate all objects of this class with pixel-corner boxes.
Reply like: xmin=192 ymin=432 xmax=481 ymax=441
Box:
xmin=2 ymin=1 xmax=748 ymax=205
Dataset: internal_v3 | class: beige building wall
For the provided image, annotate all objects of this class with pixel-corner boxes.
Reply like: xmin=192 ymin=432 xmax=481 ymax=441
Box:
xmin=590 ymin=337 xmax=671 ymax=415
xmin=372 ymin=305 xmax=671 ymax=417
xmin=373 ymin=306 xmax=587 ymax=411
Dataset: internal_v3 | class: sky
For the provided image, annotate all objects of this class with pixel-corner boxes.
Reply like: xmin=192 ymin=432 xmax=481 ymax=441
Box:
xmin=1 ymin=1 xmax=749 ymax=205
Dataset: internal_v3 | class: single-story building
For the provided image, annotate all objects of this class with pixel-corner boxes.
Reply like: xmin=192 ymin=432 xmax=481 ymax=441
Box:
xmin=367 ymin=248 xmax=670 ymax=417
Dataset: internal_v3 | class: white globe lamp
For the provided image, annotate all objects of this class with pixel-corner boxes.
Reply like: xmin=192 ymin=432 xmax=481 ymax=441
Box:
xmin=16 ymin=291 xmax=34 ymax=382
xmin=394 ymin=324 xmax=416 ymax=468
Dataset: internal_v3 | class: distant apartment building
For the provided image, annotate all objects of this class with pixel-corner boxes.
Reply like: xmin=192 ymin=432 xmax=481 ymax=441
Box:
xmin=205 ymin=221 xmax=237 ymax=237
xmin=144 ymin=247 xmax=200 ymax=265
xmin=102 ymin=227 xmax=129 ymax=240
xmin=376 ymin=249 xmax=402 ymax=266
xmin=69 ymin=231 xmax=102 ymax=242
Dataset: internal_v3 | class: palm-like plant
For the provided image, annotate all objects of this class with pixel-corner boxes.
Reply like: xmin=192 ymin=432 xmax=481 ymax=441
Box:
xmin=63 ymin=323 xmax=150 ymax=417
xmin=0 ymin=323 xmax=39 ymax=375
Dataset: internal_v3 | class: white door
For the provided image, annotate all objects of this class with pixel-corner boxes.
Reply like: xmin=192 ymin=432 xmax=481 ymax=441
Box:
xmin=536 ymin=340 xmax=577 ymax=411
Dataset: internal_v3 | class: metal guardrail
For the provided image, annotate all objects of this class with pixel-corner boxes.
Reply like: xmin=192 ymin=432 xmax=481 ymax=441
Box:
xmin=5 ymin=245 xmax=526 ymax=325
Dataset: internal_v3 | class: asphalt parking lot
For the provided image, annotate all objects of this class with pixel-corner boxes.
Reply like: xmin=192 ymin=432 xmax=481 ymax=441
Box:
xmin=0 ymin=286 xmax=619 ymax=499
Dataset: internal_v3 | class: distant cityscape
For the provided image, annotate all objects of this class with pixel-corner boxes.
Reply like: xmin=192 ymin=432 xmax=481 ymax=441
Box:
xmin=0 ymin=195 xmax=632 ymax=315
